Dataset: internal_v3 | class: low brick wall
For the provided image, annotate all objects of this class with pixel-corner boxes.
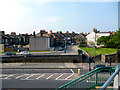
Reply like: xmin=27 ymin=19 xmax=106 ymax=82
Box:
xmin=101 ymin=52 xmax=120 ymax=63
xmin=1 ymin=55 xmax=82 ymax=63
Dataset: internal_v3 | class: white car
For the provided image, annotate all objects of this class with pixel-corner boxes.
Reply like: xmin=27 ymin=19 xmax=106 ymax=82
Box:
xmin=58 ymin=46 xmax=63 ymax=51
xmin=20 ymin=51 xmax=31 ymax=56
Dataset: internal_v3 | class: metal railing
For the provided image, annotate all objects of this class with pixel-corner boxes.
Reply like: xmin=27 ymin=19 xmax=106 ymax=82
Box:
xmin=100 ymin=64 xmax=120 ymax=90
xmin=56 ymin=66 xmax=115 ymax=90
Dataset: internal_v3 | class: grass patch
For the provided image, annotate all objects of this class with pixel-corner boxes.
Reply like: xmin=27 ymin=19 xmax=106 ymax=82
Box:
xmin=0 ymin=52 xmax=4 ymax=54
xmin=80 ymin=47 xmax=118 ymax=56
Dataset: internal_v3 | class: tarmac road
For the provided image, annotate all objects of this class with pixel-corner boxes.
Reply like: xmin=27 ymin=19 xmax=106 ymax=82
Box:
xmin=1 ymin=69 xmax=83 ymax=89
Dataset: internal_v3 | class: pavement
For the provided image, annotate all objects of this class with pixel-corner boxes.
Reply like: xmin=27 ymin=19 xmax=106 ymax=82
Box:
xmin=1 ymin=62 xmax=119 ymax=69
xmin=2 ymin=63 xmax=78 ymax=69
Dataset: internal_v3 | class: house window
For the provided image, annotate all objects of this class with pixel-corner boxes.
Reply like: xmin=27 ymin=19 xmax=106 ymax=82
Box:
xmin=2 ymin=39 xmax=4 ymax=43
xmin=5 ymin=39 xmax=8 ymax=43
xmin=10 ymin=39 xmax=12 ymax=42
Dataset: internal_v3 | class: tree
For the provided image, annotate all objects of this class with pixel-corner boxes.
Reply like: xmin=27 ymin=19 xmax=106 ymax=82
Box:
xmin=20 ymin=37 xmax=25 ymax=45
xmin=72 ymin=38 xmax=76 ymax=43
xmin=97 ymin=36 xmax=110 ymax=45
xmin=116 ymin=29 xmax=120 ymax=49
xmin=97 ymin=29 xmax=120 ymax=49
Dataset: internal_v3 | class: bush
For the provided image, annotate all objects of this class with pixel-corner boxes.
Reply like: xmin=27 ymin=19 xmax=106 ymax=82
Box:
xmin=79 ymin=41 xmax=86 ymax=47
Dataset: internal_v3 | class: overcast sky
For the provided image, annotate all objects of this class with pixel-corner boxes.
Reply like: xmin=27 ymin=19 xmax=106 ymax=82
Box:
xmin=0 ymin=0 xmax=118 ymax=34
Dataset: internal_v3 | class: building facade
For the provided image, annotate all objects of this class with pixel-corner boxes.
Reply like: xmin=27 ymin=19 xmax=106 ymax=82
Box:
xmin=86 ymin=31 xmax=111 ymax=47
xmin=29 ymin=37 xmax=50 ymax=51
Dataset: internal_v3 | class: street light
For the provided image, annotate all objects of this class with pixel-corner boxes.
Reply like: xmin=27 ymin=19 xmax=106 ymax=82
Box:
xmin=93 ymin=28 xmax=97 ymax=64
xmin=108 ymin=56 xmax=111 ymax=66
xmin=64 ymin=37 xmax=67 ymax=53
xmin=89 ymin=57 xmax=92 ymax=71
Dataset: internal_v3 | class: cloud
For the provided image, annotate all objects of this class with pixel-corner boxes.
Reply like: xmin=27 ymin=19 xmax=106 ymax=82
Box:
xmin=0 ymin=0 xmax=30 ymax=32
xmin=49 ymin=16 xmax=64 ymax=22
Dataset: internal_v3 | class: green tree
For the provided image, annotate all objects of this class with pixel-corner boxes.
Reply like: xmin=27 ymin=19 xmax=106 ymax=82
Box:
xmin=116 ymin=29 xmax=120 ymax=49
xmin=97 ymin=36 xmax=110 ymax=45
xmin=20 ymin=37 xmax=25 ymax=45
xmin=97 ymin=29 xmax=120 ymax=49
xmin=79 ymin=41 xmax=86 ymax=47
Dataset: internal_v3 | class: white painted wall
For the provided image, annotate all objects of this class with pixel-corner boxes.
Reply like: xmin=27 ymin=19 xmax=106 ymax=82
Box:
xmin=86 ymin=32 xmax=110 ymax=46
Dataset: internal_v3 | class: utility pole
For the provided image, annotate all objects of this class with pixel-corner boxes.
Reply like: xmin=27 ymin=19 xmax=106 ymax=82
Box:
xmin=89 ymin=57 xmax=92 ymax=71
xmin=64 ymin=37 xmax=67 ymax=53
xmin=93 ymin=28 xmax=97 ymax=64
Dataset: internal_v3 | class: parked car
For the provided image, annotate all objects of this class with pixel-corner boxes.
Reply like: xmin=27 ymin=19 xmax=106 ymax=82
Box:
xmin=50 ymin=47 xmax=55 ymax=51
xmin=58 ymin=46 xmax=64 ymax=51
xmin=61 ymin=44 xmax=65 ymax=48
xmin=20 ymin=51 xmax=31 ymax=56
xmin=93 ymin=64 xmax=106 ymax=69
xmin=5 ymin=52 xmax=16 ymax=56
xmin=71 ymin=43 xmax=77 ymax=45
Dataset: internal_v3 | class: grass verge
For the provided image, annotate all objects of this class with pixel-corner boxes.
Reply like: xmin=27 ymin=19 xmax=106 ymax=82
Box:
xmin=80 ymin=47 xmax=118 ymax=56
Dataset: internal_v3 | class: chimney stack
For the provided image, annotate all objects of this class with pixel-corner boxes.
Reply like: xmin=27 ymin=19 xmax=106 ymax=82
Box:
xmin=66 ymin=31 xmax=69 ymax=33
xmin=50 ymin=30 xmax=52 ymax=35
xmin=33 ymin=31 xmax=36 ymax=37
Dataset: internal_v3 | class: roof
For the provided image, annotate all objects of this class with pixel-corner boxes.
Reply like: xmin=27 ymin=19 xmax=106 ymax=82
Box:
xmin=52 ymin=33 xmax=59 ymax=37
xmin=57 ymin=34 xmax=64 ymax=38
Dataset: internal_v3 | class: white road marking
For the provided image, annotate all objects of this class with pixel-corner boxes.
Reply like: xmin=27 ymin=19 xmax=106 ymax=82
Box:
xmin=4 ymin=74 xmax=14 ymax=79
xmin=65 ymin=74 xmax=74 ymax=80
xmin=57 ymin=79 xmax=74 ymax=80
xmin=55 ymin=74 xmax=63 ymax=80
xmin=15 ymin=75 xmax=24 ymax=79
xmin=24 ymin=74 xmax=30 ymax=75
xmin=86 ymin=80 xmax=95 ymax=83
xmin=0 ymin=75 xmax=2 ymax=77
xmin=70 ymin=69 xmax=75 ymax=74
xmin=46 ymin=74 xmax=53 ymax=80
xmin=25 ymin=74 xmax=34 ymax=79
xmin=36 ymin=74 xmax=44 ymax=79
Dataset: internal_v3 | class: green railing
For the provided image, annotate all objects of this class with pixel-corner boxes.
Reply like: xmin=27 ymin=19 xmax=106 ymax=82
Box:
xmin=56 ymin=66 xmax=115 ymax=90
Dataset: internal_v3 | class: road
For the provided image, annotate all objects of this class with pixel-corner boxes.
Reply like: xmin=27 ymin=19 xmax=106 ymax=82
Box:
xmin=1 ymin=68 xmax=87 ymax=89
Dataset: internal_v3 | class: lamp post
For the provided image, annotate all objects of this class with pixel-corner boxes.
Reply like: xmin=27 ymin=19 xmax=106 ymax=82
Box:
xmin=89 ymin=57 xmax=92 ymax=71
xmin=64 ymin=37 xmax=67 ymax=53
xmin=108 ymin=56 xmax=111 ymax=66
xmin=93 ymin=28 xmax=97 ymax=64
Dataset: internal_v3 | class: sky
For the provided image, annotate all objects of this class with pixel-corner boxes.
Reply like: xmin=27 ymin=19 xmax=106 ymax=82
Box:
xmin=0 ymin=0 xmax=118 ymax=34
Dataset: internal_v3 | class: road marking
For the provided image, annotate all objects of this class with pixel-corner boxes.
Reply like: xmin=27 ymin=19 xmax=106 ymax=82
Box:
xmin=70 ymin=69 xmax=75 ymax=74
xmin=31 ymin=74 xmax=40 ymax=75
xmin=36 ymin=74 xmax=44 ymax=79
xmin=25 ymin=74 xmax=34 ymax=79
xmin=55 ymin=74 xmax=63 ymax=80
xmin=0 ymin=75 xmax=2 ymax=78
xmin=15 ymin=75 xmax=24 ymax=79
xmin=86 ymin=80 xmax=95 ymax=83
xmin=24 ymin=74 xmax=30 ymax=75
xmin=58 ymin=79 xmax=74 ymax=81
xmin=65 ymin=74 xmax=74 ymax=80
xmin=46 ymin=74 xmax=53 ymax=80
xmin=4 ymin=74 xmax=14 ymax=79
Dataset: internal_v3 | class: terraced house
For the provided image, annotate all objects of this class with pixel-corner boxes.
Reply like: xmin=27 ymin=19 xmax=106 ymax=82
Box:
xmin=0 ymin=31 xmax=32 ymax=52
xmin=49 ymin=30 xmax=78 ymax=47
